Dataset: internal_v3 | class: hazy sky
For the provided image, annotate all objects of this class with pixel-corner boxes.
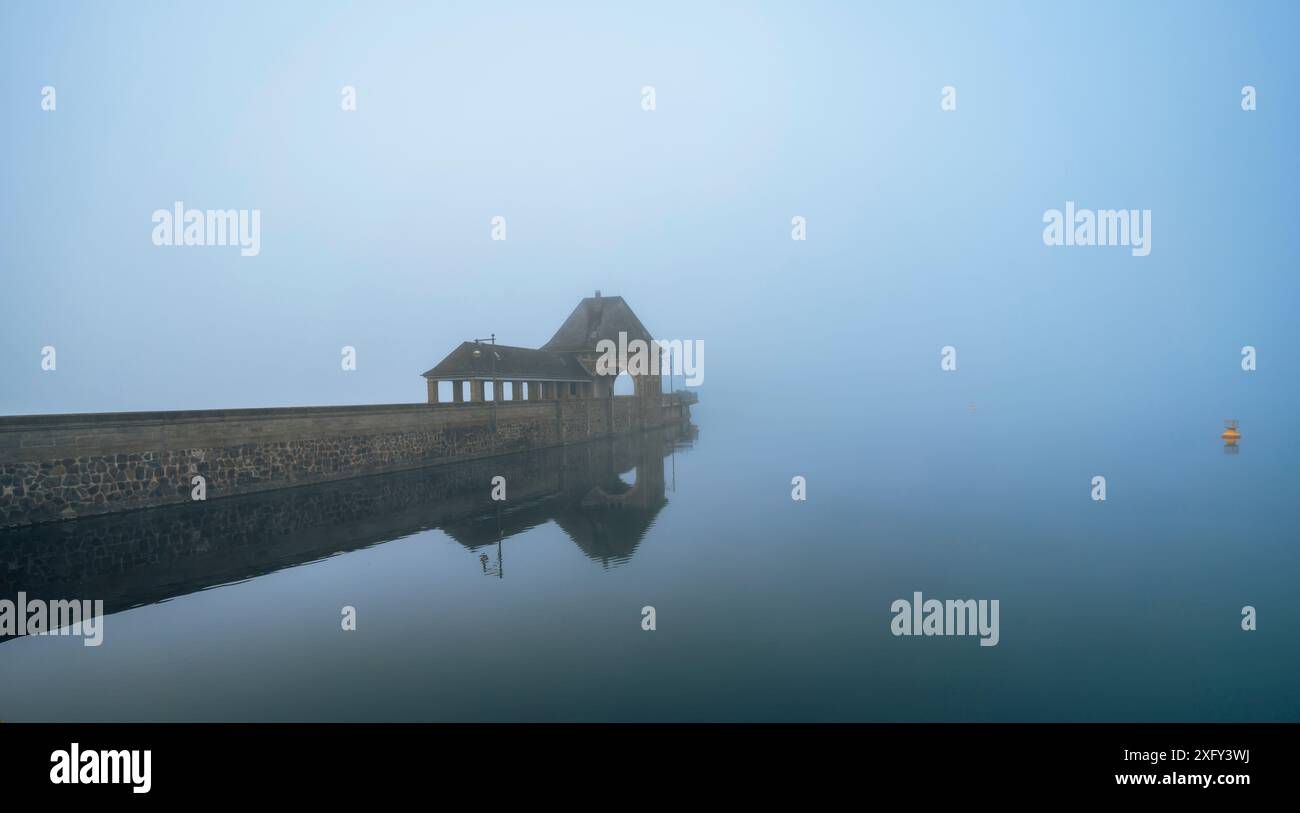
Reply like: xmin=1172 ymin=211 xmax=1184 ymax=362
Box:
xmin=2 ymin=1 xmax=1297 ymax=443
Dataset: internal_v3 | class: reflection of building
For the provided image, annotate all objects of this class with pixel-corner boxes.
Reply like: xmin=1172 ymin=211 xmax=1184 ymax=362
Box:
xmin=0 ymin=423 xmax=695 ymax=639
xmin=422 ymin=292 xmax=662 ymax=407
xmin=446 ymin=425 xmax=673 ymax=569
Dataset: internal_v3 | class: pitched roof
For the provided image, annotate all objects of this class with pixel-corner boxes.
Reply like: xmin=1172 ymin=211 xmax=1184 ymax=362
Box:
xmin=421 ymin=342 xmax=592 ymax=381
xmin=542 ymin=295 xmax=653 ymax=352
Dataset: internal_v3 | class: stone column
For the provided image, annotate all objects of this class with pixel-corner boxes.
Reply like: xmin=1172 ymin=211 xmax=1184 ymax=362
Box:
xmin=426 ymin=378 xmax=438 ymax=404
xmin=493 ymin=379 xmax=503 ymax=403
xmin=453 ymin=380 xmax=464 ymax=403
xmin=471 ymin=380 xmax=485 ymax=402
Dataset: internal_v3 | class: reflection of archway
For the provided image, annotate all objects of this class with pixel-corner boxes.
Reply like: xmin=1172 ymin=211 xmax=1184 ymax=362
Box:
xmin=560 ymin=442 xmax=670 ymax=567
xmin=580 ymin=466 xmax=646 ymax=509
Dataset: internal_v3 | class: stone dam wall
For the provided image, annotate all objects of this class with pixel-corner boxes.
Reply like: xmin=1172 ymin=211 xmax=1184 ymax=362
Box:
xmin=0 ymin=395 xmax=692 ymax=529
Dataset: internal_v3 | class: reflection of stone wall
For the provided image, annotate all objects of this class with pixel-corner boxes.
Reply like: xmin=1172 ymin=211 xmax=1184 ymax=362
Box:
xmin=0 ymin=396 xmax=690 ymax=529
xmin=0 ymin=424 xmax=691 ymax=620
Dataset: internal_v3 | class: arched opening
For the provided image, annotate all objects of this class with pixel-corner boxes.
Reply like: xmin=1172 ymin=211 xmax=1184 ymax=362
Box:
xmin=613 ymin=372 xmax=635 ymax=396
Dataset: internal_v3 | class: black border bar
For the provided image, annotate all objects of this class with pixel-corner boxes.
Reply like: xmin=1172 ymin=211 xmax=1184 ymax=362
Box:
xmin=0 ymin=723 xmax=1286 ymax=798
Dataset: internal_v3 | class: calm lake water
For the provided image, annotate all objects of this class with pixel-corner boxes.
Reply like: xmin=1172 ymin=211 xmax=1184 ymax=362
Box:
xmin=1 ymin=400 xmax=1297 ymax=722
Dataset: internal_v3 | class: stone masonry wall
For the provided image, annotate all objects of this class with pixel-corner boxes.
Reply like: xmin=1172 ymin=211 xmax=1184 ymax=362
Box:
xmin=0 ymin=396 xmax=688 ymax=529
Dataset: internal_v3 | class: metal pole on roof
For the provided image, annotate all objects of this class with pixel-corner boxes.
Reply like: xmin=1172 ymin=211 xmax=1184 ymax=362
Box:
xmin=472 ymin=339 xmax=499 ymax=436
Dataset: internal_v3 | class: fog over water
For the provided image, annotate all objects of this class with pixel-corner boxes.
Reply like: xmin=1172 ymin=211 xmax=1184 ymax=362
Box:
xmin=1 ymin=2 xmax=1297 ymax=721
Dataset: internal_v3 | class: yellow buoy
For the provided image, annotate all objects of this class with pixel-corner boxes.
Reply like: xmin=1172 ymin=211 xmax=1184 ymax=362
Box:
xmin=1221 ymin=420 xmax=1241 ymax=442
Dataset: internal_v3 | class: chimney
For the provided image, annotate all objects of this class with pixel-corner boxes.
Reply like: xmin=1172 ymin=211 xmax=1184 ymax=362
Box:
xmin=594 ymin=290 xmax=601 ymax=299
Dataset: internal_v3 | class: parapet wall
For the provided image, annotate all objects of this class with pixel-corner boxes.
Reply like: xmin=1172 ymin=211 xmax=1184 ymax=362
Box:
xmin=0 ymin=395 xmax=689 ymax=529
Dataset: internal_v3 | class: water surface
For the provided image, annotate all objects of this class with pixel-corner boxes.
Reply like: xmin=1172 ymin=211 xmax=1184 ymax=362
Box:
xmin=1 ymin=403 xmax=1297 ymax=722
